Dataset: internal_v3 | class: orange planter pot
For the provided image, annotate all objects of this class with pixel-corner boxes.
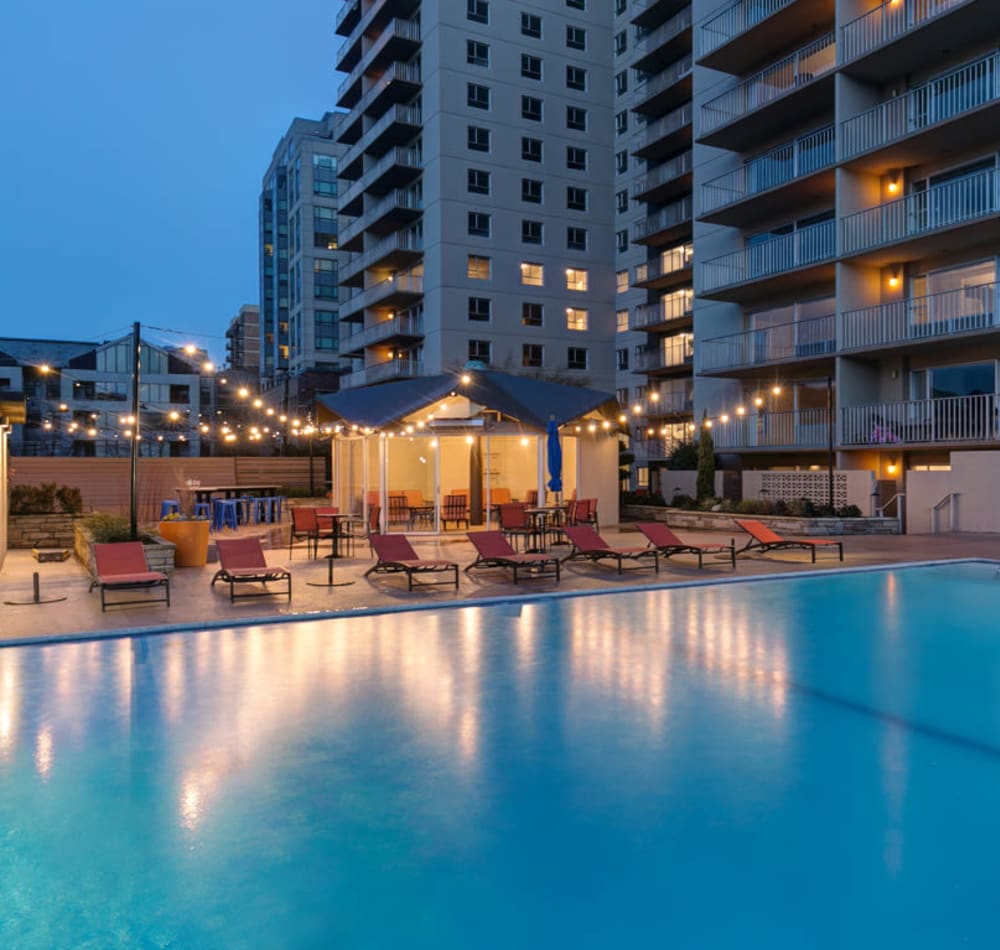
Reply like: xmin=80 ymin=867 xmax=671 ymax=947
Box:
xmin=159 ymin=519 xmax=210 ymax=567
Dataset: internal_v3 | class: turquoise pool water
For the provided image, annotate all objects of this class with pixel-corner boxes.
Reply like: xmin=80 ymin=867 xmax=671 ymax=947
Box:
xmin=1 ymin=563 xmax=999 ymax=947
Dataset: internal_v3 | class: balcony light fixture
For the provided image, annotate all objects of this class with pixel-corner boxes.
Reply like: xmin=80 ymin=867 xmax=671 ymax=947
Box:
xmin=886 ymin=175 xmax=900 ymax=195
xmin=888 ymin=266 xmax=901 ymax=289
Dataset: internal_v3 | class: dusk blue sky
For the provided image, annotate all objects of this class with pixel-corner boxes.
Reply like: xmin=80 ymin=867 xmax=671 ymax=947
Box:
xmin=1 ymin=0 xmax=335 ymax=363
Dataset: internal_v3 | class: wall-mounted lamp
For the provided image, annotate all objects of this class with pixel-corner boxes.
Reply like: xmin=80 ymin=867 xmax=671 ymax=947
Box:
xmin=887 ymin=456 xmax=898 ymax=476
xmin=887 ymin=266 xmax=901 ymax=290
xmin=886 ymin=173 xmax=900 ymax=195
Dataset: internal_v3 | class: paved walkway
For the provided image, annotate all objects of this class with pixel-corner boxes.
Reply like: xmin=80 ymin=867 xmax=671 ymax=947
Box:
xmin=1 ymin=524 xmax=998 ymax=644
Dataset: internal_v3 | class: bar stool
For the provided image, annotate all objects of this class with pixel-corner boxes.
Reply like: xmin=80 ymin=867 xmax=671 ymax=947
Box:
xmin=193 ymin=502 xmax=211 ymax=519
xmin=160 ymin=500 xmax=180 ymax=520
xmin=236 ymin=495 xmax=258 ymax=524
xmin=254 ymin=497 xmax=277 ymax=524
xmin=212 ymin=498 xmax=239 ymax=532
xmin=272 ymin=495 xmax=286 ymax=522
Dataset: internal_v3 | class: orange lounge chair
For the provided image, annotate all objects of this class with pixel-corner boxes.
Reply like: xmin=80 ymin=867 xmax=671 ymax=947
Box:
xmin=90 ymin=541 xmax=170 ymax=612
xmin=636 ymin=522 xmax=736 ymax=569
xmin=212 ymin=538 xmax=292 ymax=601
xmin=365 ymin=534 xmax=459 ymax=591
xmin=562 ymin=525 xmax=659 ymax=576
xmin=735 ymin=519 xmax=843 ymax=562
xmin=465 ymin=531 xmax=560 ymax=583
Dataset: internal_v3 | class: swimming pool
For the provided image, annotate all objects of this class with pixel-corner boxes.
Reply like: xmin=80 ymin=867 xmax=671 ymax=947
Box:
xmin=1 ymin=562 xmax=998 ymax=947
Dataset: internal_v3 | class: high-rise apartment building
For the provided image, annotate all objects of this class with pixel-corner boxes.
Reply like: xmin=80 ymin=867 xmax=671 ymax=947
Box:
xmin=225 ymin=304 xmax=261 ymax=376
xmin=333 ymin=0 xmax=616 ymax=392
xmin=692 ymin=0 xmax=998 ymax=492
xmin=259 ymin=114 xmax=347 ymax=413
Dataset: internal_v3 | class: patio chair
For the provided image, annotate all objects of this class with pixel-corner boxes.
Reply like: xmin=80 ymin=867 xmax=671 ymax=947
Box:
xmin=465 ymin=531 xmax=560 ymax=584
xmin=735 ymin=519 xmax=843 ymax=562
xmin=498 ymin=502 xmax=535 ymax=552
xmin=212 ymin=537 xmax=292 ymax=602
xmin=90 ymin=541 xmax=170 ymax=613
xmin=289 ymin=506 xmax=319 ymax=559
xmin=576 ymin=498 xmax=599 ymax=532
xmin=442 ymin=493 xmax=469 ymax=530
xmin=562 ymin=525 xmax=659 ymax=576
xmin=365 ymin=533 xmax=459 ymax=591
xmin=636 ymin=522 xmax=736 ymax=569
xmin=388 ymin=493 xmax=411 ymax=526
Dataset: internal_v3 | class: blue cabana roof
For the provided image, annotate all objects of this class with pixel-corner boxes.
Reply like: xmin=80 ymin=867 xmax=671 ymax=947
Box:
xmin=316 ymin=371 xmax=616 ymax=431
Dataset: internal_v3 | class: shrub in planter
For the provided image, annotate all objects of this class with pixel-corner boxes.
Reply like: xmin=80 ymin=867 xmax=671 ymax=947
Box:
xmin=670 ymin=493 xmax=698 ymax=510
xmin=78 ymin=513 xmax=157 ymax=545
xmin=11 ymin=483 xmax=85 ymax=515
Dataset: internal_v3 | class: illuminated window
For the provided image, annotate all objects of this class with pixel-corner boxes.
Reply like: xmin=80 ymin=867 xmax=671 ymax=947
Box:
xmin=566 ymin=307 xmax=588 ymax=331
xmin=566 ymin=268 xmax=588 ymax=291
xmin=520 ymin=262 xmax=544 ymax=286
xmin=616 ymin=309 xmax=629 ymax=332
xmin=467 ymin=255 xmax=491 ymax=279
xmin=616 ymin=270 xmax=628 ymax=294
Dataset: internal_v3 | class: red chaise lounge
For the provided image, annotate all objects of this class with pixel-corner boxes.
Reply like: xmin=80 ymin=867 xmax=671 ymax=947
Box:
xmin=562 ymin=525 xmax=659 ymax=575
xmin=636 ymin=522 xmax=736 ymax=568
xmin=465 ymin=531 xmax=560 ymax=583
xmin=365 ymin=534 xmax=459 ymax=591
xmin=735 ymin=519 xmax=843 ymax=562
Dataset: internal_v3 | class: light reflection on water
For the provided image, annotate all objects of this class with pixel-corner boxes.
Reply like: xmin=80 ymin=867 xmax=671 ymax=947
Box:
xmin=0 ymin=566 xmax=999 ymax=947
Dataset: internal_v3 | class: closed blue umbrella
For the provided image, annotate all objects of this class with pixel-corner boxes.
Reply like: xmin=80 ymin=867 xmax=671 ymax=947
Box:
xmin=546 ymin=418 xmax=563 ymax=496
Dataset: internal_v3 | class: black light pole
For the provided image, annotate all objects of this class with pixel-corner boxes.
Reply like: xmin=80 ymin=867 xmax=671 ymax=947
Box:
xmin=129 ymin=321 xmax=141 ymax=540
xmin=826 ymin=374 xmax=835 ymax=512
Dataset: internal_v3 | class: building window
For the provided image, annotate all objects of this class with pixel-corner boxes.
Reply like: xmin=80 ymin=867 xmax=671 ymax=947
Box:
xmin=616 ymin=309 xmax=629 ymax=333
xmin=523 ymin=343 xmax=544 ymax=368
xmin=468 ymin=0 xmax=488 ymax=22
xmin=468 ymin=296 xmax=492 ymax=321
xmin=467 ymin=83 xmax=490 ymax=110
xmin=567 ymin=227 xmax=587 ymax=251
xmin=616 ymin=270 xmax=629 ymax=294
xmin=566 ymin=307 xmax=588 ymax=331
xmin=615 ymin=110 xmax=628 ymax=134
xmin=468 ymin=126 xmax=490 ymax=152
xmin=566 ymin=268 xmax=588 ymax=291
xmin=520 ymin=262 xmax=544 ymax=286
xmin=521 ymin=54 xmax=542 ymax=80
xmin=522 ymin=178 xmax=543 ymax=203
xmin=521 ymin=12 xmax=542 ymax=38
xmin=521 ymin=95 xmax=543 ymax=121
xmin=566 ymin=186 xmax=587 ymax=211
xmin=566 ymin=147 xmax=587 ymax=171
xmin=469 ymin=339 xmax=492 ymax=363
xmin=614 ymin=30 xmax=627 ymax=55
xmin=616 ymin=387 xmax=629 ymax=405
xmin=566 ymin=65 xmax=586 ymax=91
xmin=315 ymin=311 xmax=339 ymax=351
xmin=467 ymin=40 xmax=489 ymax=66
xmin=566 ymin=106 xmax=587 ymax=131
xmin=567 ymin=347 xmax=588 ymax=370
xmin=616 ymin=229 xmax=628 ymax=252
xmin=522 ymin=302 xmax=543 ymax=326
xmin=615 ymin=70 xmax=628 ymax=95
xmin=616 ymin=189 xmax=628 ymax=213
xmin=468 ymin=212 xmax=491 ymax=237
xmin=468 ymin=255 xmax=491 ymax=279
xmin=522 ymin=219 xmax=543 ymax=244
xmin=522 ymin=137 xmax=542 ymax=162
xmin=615 ymin=150 xmax=628 ymax=174
xmin=616 ymin=348 xmax=629 ymax=370
xmin=468 ymin=168 xmax=491 ymax=194
xmin=566 ymin=25 xmax=586 ymax=50
xmin=568 ymin=0 xmax=586 ymax=8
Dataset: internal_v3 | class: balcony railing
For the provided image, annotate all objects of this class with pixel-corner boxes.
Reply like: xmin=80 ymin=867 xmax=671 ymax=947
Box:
xmin=634 ymin=244 xmax=693 ymax=284
xmin=841 ymin=51 xmax=1000 ymax=161
xmin=700 ymin=33 xmax=836 ymax=137
xmin=631 ymin=151 xmax=693 ymax=200
xmin=714 ymin=409 xmax=829 ymax=450
xmin=633 ymin=103 xmax=693 ymax=154
xmin=357 ymin=60 xmax=422 ymax=116
xmin=338 ymin=146 xmax=422 ymax=212
xmin=701 ymin=124 xmax=835 ymax=215
xmin=341 ymin=104 xmax=422 ymax=175
xmin=341 ymin=230 xmax=424 ymax=283
xmin=633 ymin=196 xmax=693 ymax=242
xmin=701 ymin=218 xmax=835 ymax=293
xmin=630 ymin=289 xmax=694 ymax=331
xmin=841 ymin=168 xmax=998 ymax=256
xmin=841 ymin=281 xmax=998 ymax=351
xmin=634 ymin=336 xmax=694 ymax=372
xmin=336 ymin=18 xmax=421 ymax=104
xmin=634 ymin=55 xmax=693 ymax=108
xmin=339 ymin=275 xmax=425 ymax=321
xmin=341 ymin=312 xmax=424 ymax=352
xmin=700 ymin=314 xmax=835 ymax=372
xmin=840 ymin=0 xmax=969 ymax=64
xmin=341 ymin=357 xmax=424 ymax=390
xmin=697 ymin=0 xmax=796 ymax=61
xmin=842 ymin=394 xmax=997 ymax=446
xmin=338 ymin=189 xmax=422 ymax=248
xmin=634 ymin=6 xmax=693 ymax=61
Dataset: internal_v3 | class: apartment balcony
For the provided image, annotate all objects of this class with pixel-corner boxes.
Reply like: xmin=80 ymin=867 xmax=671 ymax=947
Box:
xmin=340 ymin=312 xmax=424 ymax=356
xmin=841 ymin=394 xmax=998 ymax=447
xmin=699 ymin=124 xmax=835 ymax=226
xmin=839 ymin=0 xmax=983 ymax=81
xmin=632 ymin=435 xmax=691 ymax=462
xmin=335 ymin=0 xmax=361 ymax=37
xmin=700 ymin=218 xmax=836 ymax=301
xmin=631 ymin=0 xmax=691 ymax=30
xmin=841 ymin=168 xmax=1000 ymax=265
xmin=631 ymin=151 xmax=693 ymax=205
xmin=634 ymin=336 xmax=694 ymax=376
xmin=699 ymin=314 xmax=835 ymax=377
xmin=632 ymin=7 xmax=693 ymax=74
xmin=633 ymin=196 xmax=693 ymax=245
xmin=339 ymin=104 xmax=422 ymax=181
xmin=335 ymin=0 xmax=421 ymax=72
xmin=698 ymin=33 xmax=836 ymax=150
xmin=632 ymin=103 xmax=692 ymax=161
xmin=633 ymin=244 xmax=693 ymax=290
xmin=340 ymin=230 xmax=424 ymax=287
xmin=338 ymin=189 xmax=422 ymax=252
xmin=338 ymin=147 xmax=422 ymax=217
xmin=629 ymin=288 xmax=694 ymax=331
xmin=338 ymin=60 xmax=423 ymax=146
xmin=714 ymin=409 xmax=829 ymax=451
xmin=841 ymin=281 xmax=998 ymax=354
xmin=840 ymin=51 xmax=1000 ymax=173
xmin=340 ymin=357 xmax=423 ymax=390
xmin=337 ymin=275 xmax=424 ymax=323
xmin=632 ymin=55 xmax=693 ymax=117
xmin=336 ymin=18 xmax=421 ymax=110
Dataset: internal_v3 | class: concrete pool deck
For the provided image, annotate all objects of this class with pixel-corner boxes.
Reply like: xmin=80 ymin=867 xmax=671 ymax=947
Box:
xmin=1 ymin=524 xmax=998 ymax=644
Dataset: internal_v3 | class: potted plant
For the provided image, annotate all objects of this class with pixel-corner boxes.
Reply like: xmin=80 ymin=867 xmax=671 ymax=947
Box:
xmin=158 ymin=512 xmax=210 ymax=567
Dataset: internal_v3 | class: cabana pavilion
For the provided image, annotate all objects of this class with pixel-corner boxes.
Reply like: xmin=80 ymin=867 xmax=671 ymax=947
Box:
xmin=316 ymin=370 xmax=620 ymax=534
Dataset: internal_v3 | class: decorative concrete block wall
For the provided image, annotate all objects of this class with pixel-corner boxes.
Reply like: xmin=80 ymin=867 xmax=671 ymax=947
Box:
xmin=7 ymin=514 xmax=80 ymax=549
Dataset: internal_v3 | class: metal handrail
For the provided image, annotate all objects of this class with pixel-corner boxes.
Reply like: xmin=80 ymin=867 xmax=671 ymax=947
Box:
xmin=931 ymin=492 xmax=959 ymax=533
xmin=873 ymin=491 xmax=905 ymax=533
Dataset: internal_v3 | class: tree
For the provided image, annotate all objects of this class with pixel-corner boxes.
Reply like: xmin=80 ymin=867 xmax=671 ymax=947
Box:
xmin=696 ymin=411 xmax=716 ymax=502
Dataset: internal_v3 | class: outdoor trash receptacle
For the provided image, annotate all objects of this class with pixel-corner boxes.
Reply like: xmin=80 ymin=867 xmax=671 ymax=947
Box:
xmin=159 ymin=519 xmax=210 ymax=567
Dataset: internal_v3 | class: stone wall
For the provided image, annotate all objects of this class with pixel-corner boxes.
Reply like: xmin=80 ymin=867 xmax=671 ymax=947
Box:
xmin=622 ymin=506 xmax=900 ymax=536
xmin=8 ymin=514 xmax=80 ymax=549
xmin=72 ymin=522 xmax=176 ymax=576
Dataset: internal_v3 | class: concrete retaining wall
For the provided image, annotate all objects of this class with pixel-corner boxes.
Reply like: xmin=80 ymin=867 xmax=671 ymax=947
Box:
xmin=8 ymin=514 xmax=81 ymax=549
